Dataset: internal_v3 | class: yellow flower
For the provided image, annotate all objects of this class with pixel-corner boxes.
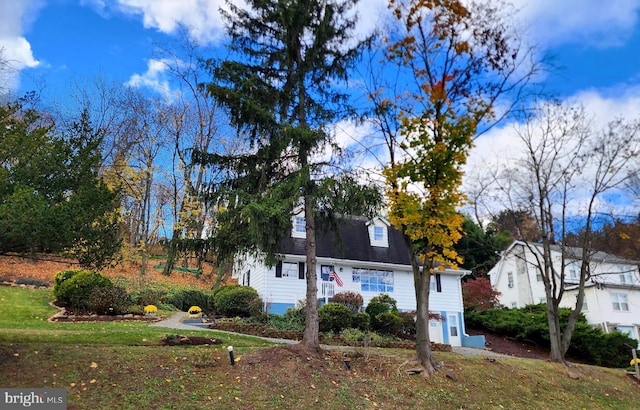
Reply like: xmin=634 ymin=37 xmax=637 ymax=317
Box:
xmin=188 ymin=306 xmax=202 ymax=314
xmin=144 ymin=305 xmax=158 ymax=314
xmin=631 ymin=358 xmax=640 ymax=366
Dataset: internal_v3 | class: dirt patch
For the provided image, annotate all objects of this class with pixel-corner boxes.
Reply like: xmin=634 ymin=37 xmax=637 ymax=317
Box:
xmin=467 ymin=327 xmax=549 ymax=360
xmin=0 ymin=254 xmax=216 ymax=289
xmin=162 ymin=334 xmax=222 ymax=346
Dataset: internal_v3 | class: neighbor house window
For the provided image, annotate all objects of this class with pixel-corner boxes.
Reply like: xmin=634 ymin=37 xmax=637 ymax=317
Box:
xmin=620 ymin=267 xmax=634 ymax=284
xmin=568 ymin=267 xmax=578 ymax=281
xmin=352 ymin=268 xmax=393 ymax=292
xmin=294 ymin=216 xmax=305 ymax=233
xmin=611 ymin=293 xmax=629 ymax=311
xmin=507 ymin=272 xmax=514 ymax=288
xmin=536 ymin=272 xmax=543 ymax=282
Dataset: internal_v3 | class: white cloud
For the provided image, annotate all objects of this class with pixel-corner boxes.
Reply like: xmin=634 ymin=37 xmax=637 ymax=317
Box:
xmin=0 ymin=0 xmax=43 ymax=90
xmin=511 ymin=0 xmax=640 ymax=48
xmin=126 ymin=58 xmax=175 ymax=99
xmin=114 ymin=0 xmax=231 ymax=44
xmin=464 ymin=87 xmax=640 ymax=222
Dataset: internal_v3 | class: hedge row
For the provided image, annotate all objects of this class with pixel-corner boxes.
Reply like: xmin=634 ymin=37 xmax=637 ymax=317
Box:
xmin=466 ymin=304 xmax=636 ymax=368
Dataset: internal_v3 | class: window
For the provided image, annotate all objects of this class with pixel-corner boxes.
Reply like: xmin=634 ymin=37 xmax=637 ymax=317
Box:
xmin=536 ymin=272 xmax=543 ymax=282
xmin=576 ymin=294 xmax=588 ymax=311
xmin=352 ymin=268 xmax=393 ymax=292
xmin=429 ymin=274 xmax=442 ymax=293
xmin=568 ymin=267 xmax=578 ymax=281
xmin=276 ymin=262 xmax=305 ymax=279
xmin=507 ymin=272 xmax=514 ymax=288
xmin=616 ymin=326 xmax=634 ymax=337
xmin=449 ymin=315 xmax=458 ymax=337
xmin=620 ymin=267 xmax=634 ymax=284
xmin=611 ymin=293 xmax=629 ymax=311
xmin=373 ymin=226 xmax=384 ymax=241
xmin=294 ymin=216 xmax=305 ymax=233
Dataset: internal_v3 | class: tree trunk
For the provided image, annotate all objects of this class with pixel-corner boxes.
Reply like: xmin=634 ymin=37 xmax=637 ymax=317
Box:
xmin=414 ymin=262 xmax=439 ymax=375
xmin=546 ymin=300 xmax=564 ymax=362
xmin=301 ymin=197 xmax=320 ymax=351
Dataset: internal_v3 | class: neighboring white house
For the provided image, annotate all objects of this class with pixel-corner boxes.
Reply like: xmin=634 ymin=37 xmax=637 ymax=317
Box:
xmin=232 ymin=211 xmax=484 ymax=348
xmin=489 ymin=240 xmax=640 ymax=343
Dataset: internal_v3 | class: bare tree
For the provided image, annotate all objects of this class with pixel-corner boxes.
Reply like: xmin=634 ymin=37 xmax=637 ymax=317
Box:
xmin=494 ymin=100 xmax=640 ymax=363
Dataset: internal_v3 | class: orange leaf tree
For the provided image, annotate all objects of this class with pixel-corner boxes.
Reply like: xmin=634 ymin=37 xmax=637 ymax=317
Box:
xmin=367 ymin=0 xmax=540 ymax=375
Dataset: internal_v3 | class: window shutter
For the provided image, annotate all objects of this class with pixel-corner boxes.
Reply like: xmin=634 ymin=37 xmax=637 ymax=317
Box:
xmin=436 ymin=274 xmax=442 ymax=293
xmin=275 ymin=261 xmax=282 ymax=278
xmin=298 ymin=262 xmax=305 ymax=279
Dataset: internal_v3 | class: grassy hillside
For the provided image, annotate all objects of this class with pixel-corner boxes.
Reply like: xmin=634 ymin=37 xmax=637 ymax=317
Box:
xmin=1 ymin=286 xmax=638 ymax=409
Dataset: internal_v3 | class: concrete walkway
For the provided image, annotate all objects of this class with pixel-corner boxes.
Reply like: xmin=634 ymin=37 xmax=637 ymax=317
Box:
xmin=151 ymin=312 xmax=507 ymax=357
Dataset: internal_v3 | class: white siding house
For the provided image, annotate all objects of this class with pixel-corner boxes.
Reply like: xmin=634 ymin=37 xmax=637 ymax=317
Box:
xmin=489 ymin=240 xmax=640 ymax=344
xmin=233 ymin=214 xmax=482 ymax=348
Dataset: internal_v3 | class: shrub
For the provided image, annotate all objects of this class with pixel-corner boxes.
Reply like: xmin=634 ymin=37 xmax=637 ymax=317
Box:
xmin=462 ymin=277 xmax=501 ymax=311
xmin=375 ymin=311 xmax=403 ymax=334
xmin=53 ymin=269 xmax=83 ymax=299
xmin=132 ymin=289 xmax=166 ymax=307
xmin=213 ymin=286 xmax=262 ymax=317
xmin=351 ymin=312 xmax=370 ymax=331
xmin=88 ymin=286 xmax=132 ymax=315
xmin=165 ymin=289 xmax=211 ymax=312
xmin=284 ymin=305 xmax=306 ymax=328
xmin=332 ymin=291 xmax=364 ymax=313
xmin=318 ymin=303 xmax=353 ymax=333
xmin=466 ymin=305 xmax=637 ymax=368
xmin=365 ymin=294 xmax=399 ymax=332
xmin=54 ymin=270 xmax=113 ymax=310
xmin=397 ymin=311 xmax=417 ymax=336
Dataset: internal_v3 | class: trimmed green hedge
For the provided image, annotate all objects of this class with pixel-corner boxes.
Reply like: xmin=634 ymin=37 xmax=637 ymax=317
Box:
xmin=466 ymin=304 xmax=636 ymax=368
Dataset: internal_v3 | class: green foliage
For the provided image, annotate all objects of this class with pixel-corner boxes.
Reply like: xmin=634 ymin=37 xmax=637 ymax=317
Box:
xmin=165 ymin=289 xmax=212 ymax=312
xmin=0 ymin=101 xmax=121 ymax=268
xmin=455 ymin=215 xmax=512 ymax=276
xmin=375 ymin=312 xmax=403 ymax=335
xmin=131 ymin=289 xmax=167 ymax=307
xmin=284 ymin=305 xmax=306 ymax=328
xmin=54 ymin=270 xmax=113 ymax=310
xmin=365 ymin=294 xmax=402 ymax=334
xmin=213 ymin=286 xmax=262 ymax=318
xmin=88 ymin=286 xmax=132 ymax=315
xmin=466 ymin=305 xmax=636 ymax=367
xmin=318 ymin=303 xmax=353 ymax=333
xmin=53 ymin=269 xmax=81 ymax=296
xmin=351 ymin=312 xmax=370 ymax=331
xmin=332 ymin=291 xmax=363 ymax=314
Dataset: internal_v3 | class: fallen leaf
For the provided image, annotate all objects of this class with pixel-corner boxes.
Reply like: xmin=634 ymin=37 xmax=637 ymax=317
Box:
xmin=90 ymin=362 xmax=98 ymax=368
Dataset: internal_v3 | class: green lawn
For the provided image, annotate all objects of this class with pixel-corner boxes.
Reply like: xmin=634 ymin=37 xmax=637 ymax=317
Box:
xmin=1 ymin=286 xmax=639 ymax=410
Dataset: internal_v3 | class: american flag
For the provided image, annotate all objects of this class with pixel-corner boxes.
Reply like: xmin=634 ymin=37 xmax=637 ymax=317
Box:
xmin=329 ymin=271 xmax=343 ymax=287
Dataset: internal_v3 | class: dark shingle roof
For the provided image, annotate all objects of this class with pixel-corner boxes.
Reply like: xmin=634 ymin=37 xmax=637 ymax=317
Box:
xmin=278 ymin=217 xmax=412 ymax=266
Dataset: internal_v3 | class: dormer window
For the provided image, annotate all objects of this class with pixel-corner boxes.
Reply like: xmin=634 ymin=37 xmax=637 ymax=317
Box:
xmin=367 ymin=217 xmax=389 ymax=248
xmin=374 ymin=226 xmax=384 ymax=241
xmin=292 ymin=211 xmax=306 ymax=238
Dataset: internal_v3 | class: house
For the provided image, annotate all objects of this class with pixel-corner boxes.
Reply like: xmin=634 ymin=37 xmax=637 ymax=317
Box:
xmin=489 ymin=240 xmax=640 ymax=343
xmin=232 ymin=211 xmax=484 ymax=348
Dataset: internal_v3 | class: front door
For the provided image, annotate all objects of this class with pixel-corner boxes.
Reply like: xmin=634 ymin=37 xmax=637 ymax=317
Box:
xmin=448 ymin=314 xmax=461 ymax=346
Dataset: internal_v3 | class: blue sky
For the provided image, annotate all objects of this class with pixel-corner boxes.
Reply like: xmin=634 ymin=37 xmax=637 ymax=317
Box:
xmin=4 ymin=0 xmax=639 ymax=100
xmin=2 ymin=0 xmax=640 ymax=222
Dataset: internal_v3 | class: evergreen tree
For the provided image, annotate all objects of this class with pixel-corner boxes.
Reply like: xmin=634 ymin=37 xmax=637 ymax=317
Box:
xmin=198 ymin=0 xmax=376 ymax=350
xmin=0 ymin=99 xmax=121 ymax=269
